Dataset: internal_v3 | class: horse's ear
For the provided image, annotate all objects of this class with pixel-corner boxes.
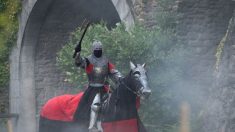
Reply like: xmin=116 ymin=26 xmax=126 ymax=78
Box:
xmin=130 ymin=61 xmax=136 ymax=70
xmin=142 ymin=63 xmax=146 ymax=68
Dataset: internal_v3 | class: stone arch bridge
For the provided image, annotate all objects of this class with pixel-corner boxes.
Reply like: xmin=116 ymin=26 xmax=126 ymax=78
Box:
xmin=9 ymin=0 xmax=134 ymax=132
xmin=8 ymin=0 xmax=235 ymax=132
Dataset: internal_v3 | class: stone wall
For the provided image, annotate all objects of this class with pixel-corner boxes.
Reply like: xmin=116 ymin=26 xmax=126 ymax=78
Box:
xmin=177 ymin=0 xmax=234 ymax=84
xmin=210 ymin=11 xmax=235 ymax=132
xmin=127 ymin=0 xmax=158 ymax=27
xmin=126 ymin=1 xmax=235 ymax=132
xmin=177 ymin=0 xmax=235 ymax=132
xmin=224 ymin=13 xmax=235 ymax=131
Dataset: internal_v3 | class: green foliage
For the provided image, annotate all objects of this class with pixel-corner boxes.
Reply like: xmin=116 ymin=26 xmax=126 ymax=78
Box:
xmin=0 ymin=64 xmax=9 ymax=87
xmin=0 ymin=0 xmax=6 ymax=12
xmin=57 ymin=23 xmax=174 ymax=88
xmin=0 ymin=0 xmax=20 ymax=88
xmin=0 ymin=0 xmax=20 ymax=113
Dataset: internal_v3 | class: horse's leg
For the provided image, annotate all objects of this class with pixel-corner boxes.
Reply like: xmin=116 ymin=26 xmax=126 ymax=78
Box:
xmin=97 ymin=121 xmax=103 ymax=132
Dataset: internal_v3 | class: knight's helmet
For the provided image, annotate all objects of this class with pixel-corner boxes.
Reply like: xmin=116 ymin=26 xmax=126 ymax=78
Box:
xmin=92 ymin=40 xmax=103 ymax=58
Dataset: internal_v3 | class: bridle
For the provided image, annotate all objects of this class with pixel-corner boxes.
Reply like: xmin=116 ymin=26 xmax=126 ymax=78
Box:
xmin=120 ymin=79 xmax=142 ymax=97
xmin=113 ymin=63 xmax=148 ymax=110
xmin=119 ymin=70 xmax=145 ymax=97
xmin=113 ymin=78 xmax=141 ymax=110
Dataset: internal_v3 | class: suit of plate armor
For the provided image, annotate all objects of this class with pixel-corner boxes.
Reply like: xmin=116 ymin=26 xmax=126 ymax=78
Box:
xmin=75 ymin=41 xmax=122 ymax=131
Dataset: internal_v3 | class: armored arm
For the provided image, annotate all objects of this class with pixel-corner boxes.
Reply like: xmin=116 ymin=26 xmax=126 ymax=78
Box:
xmin=109 ymin=69 xmax=123 ymax=84
xmin=75 ymin=52 xmax=88 ymax=69
xmin=108 ymin=62 xmax=123 ymax=84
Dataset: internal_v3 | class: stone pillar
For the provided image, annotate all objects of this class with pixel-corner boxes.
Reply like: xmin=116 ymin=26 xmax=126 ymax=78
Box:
xmin=10 ymin=0 xmax=53 ymax=132
xmin=111 ymin=0 xmax=135 ymax=29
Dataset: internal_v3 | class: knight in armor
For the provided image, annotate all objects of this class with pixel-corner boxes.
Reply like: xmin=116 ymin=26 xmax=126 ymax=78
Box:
xmin=73 ymin=40 xmax=123 ymax=131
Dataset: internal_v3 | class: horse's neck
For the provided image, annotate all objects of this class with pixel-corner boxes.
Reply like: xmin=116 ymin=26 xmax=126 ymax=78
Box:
xmin=102 ymin=75 xmax=138 ymax=122
xmin=122 ymin=75 xmax=131 ymax=88
xmin=118 ymin=75 xmax=136 ymax=103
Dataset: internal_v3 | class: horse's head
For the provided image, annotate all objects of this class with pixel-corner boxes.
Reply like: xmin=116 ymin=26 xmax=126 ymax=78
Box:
xmin=128 ymin=61 xmax=151 ymax=99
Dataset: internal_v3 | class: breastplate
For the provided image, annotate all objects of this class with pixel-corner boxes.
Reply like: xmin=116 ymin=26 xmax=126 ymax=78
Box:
xmin=87 ymin=55 xmax=109 ymax=85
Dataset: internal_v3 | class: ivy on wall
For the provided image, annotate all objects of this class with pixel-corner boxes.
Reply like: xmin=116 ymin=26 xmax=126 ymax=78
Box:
xmin=0 ymin=0 xmax=20 ymax=112
xmin=215 ymin=16 xmax=235 ymax=72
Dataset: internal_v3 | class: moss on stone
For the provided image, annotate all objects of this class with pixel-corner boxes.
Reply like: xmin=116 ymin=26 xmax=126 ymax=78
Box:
xmin=215 ymin=16 xmax=234 ymax=72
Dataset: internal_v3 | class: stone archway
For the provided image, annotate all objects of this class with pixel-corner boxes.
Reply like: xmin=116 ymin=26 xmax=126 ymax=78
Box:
xmin=9 ymin=0 xmax=134 ymax=132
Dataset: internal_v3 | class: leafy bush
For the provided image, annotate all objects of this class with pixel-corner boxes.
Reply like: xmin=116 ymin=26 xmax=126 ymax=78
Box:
xmin=57 ymin=23 xmax=175 ymax=88
xmin=0 ymin=0 xmax=6 ymax=12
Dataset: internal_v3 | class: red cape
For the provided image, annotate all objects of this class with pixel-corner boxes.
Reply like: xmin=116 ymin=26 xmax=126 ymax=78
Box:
xmin=40 ymin=92 xmax=84 ymax=122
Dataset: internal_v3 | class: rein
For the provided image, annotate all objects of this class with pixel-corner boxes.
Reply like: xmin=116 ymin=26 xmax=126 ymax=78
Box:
xmin=112 ymin=79 xmax=139 ymax=114
xmin=113 ymin=72 xmax=141 ymax=108
xmin=120 ymin=78 xmax=141 ymax=97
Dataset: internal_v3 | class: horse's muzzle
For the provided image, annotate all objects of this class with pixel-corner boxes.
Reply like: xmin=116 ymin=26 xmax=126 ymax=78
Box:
xmin=142 ymin=88 xmax=151 ymax=99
